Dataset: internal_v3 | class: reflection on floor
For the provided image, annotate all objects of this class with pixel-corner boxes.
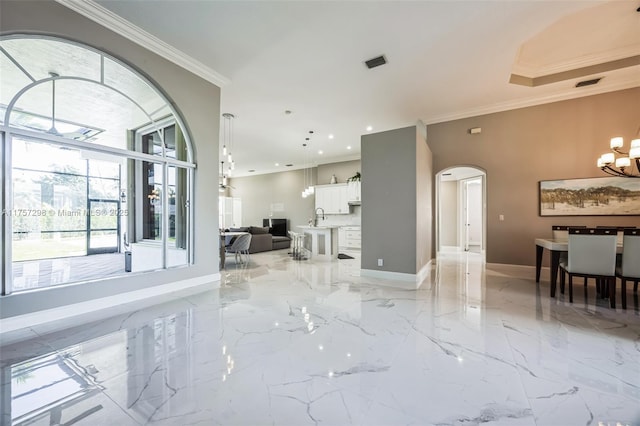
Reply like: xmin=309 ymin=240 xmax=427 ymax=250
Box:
xmin=12 ymin=253 xmax=125 ymax=291
xmin=1 ymin=251 xmax=639 ymax=425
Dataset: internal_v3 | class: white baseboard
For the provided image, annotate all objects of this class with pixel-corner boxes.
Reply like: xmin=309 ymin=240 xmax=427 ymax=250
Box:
xmin=361 ymin=260 xmax=433 ymax=289
xmin=0 ymin=273 xmax=221 ymax=335
xmin=416 ymin=261 xmax=433 ymax=286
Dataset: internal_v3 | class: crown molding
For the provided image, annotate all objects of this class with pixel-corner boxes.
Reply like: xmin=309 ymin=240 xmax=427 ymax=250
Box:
xmin=424 ymin=78 xmax=640 ymax=125
xmin=512 ymin=46 xmax=640 ymax=78
xmin=511 ymin=55 xmax=640 ymax=88
xmin=231 ymin=154 xmax=363 ymax=178
xmin=55 ymin=0 xmax=230 ymax=87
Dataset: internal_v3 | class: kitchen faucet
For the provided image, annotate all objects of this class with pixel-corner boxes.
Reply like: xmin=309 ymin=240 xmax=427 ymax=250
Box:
xmin=314 ymin=207 xmax=325 ymax=227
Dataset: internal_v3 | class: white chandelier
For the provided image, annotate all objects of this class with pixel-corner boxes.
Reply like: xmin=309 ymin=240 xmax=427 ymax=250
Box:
xmin=597 ymin=130 xmax=640 ymax=178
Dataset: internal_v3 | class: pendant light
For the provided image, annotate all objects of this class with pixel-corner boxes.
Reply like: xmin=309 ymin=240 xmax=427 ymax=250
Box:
xmin=222 ymin=113 xmax=235 ymax=173
xmin=302 ymin=142 xmax=308 ymax=198
xmin=301 ymin=131 xmax=316 ymax=198
xmin=306 ymin=131 xmax=315 ymax=195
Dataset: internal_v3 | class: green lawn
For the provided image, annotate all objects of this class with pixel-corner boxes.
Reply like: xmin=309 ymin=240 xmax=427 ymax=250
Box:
xmin=13 ymin=238 xmax=86 ymax=261
xmin=13 ymin=235 xmax=176 ymax=261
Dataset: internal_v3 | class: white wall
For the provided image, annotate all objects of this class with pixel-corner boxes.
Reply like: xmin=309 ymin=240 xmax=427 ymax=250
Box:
xmin=440 ymin=181 xmax=458 ymax=247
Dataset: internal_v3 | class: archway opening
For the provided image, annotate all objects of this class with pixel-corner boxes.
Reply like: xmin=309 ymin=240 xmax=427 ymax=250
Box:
xmin=436 ymin=166 xmax=487 ymax=257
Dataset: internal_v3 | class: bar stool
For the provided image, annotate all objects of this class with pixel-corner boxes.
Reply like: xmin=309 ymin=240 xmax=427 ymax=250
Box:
xmin=288 ymin=231 xmax=308 ymax=260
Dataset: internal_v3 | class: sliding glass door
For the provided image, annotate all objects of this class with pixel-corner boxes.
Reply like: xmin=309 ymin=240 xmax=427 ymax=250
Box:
xmin=87 ymin=199 xmax=119 ymax=254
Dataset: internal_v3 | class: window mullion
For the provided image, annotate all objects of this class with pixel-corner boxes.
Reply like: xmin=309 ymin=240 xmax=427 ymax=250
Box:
xmin=2 ymin=133 xmax=13 ymax=295
xmin=162 ymin=163 xmax=169 ymax=269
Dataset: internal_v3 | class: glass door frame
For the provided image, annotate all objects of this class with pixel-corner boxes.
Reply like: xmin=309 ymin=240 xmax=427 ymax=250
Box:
xmin=1 ymin=131 xmax=10 ymax=295
xmin=87 ymin=198 xmax=121 ymax=255
xmin=1 ymin=127 xmax=195 ymax=296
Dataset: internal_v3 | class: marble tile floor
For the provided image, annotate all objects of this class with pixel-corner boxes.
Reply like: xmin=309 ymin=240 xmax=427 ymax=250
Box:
xmin=1 ymin=251 xmax=639 ymax=426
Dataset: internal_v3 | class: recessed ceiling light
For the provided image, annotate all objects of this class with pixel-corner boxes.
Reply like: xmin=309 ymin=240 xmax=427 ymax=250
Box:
xmin=347 ymin=146 xmax=352 ymax=150
xmin=285 ymin=110 xmax=292 ymax=115
xmin=328 ymin=134 xmax=334 ymax=139
xmin=318 ymin=150 xmax=323 ymax=155
xmin=275 ymin=163 xmax=279 ymax=166
xmin=366 ymin=126 xmax=373 ymax=131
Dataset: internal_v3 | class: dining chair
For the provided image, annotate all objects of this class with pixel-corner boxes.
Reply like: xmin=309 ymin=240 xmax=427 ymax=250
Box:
xmin=614 ymin=228 xmax=640 ymax=310
xmin=552 ymin=225 xmax=586 ymax=240
xmin=553 ymin=225 xmax=586 ymax=283
xmin=225 ymin=233 xmax=252 ymax=264
xmin=596 ymin=226 xmax=636 ymax=246
xmin=559 ymin=228 xmax=617 ymax=306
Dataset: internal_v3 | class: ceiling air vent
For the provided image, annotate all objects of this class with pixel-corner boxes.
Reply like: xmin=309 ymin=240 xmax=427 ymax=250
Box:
xmin=365 ymin=55 xmax=387 ymax=69
xmin=575 ymin=77 xmax=602 ymax=88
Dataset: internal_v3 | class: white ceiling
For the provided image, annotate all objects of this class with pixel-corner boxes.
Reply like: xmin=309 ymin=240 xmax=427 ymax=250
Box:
xmin=84 ymin=0 xmax=640 ymax=177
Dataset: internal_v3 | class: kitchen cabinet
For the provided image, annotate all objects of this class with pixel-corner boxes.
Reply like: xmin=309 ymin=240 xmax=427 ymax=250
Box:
xmin=315 ymin=184 xmax=349 ymax=214
xmin=347 ymin=181 xmax=361 ymax=204
xmin=339 ymin=226 xmax=361 ymax=249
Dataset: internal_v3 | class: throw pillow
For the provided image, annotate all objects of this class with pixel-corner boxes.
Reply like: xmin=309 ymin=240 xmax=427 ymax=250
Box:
xmin=250 ymin=226 xmax=270 ymax=234
xmin=230 ymin=227 xmax=250 ymax=232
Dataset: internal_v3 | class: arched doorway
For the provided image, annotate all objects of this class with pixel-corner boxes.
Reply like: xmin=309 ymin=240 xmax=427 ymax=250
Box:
xmin=436 ymin=166 xmax=486 ymax=257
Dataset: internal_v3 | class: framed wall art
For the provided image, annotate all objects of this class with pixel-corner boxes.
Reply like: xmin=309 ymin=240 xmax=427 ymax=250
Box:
xmin=539 ymin=176 xmax=640 ymax=216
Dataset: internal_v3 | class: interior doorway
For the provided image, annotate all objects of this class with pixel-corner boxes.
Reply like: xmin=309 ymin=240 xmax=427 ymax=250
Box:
xmin=462 ymin=177 xmax=483 ymax=252
xmin=436 ymin=166 xmax=486 ymax=256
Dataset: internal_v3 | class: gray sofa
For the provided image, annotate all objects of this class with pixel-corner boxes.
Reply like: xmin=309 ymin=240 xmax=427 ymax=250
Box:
xmin=228 ymin=225 xmax=291 ymax=254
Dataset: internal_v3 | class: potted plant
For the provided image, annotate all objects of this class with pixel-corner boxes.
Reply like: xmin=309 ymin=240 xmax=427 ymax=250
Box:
xmin=347 ymin=171 xmax=361 ymax=182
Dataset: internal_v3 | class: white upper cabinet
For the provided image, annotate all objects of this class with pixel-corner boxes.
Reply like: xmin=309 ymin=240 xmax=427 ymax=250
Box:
xmin=347 ymin=181 xmax=361 ymax=203
xmin=315 ymin=184 xmax=349 ymax=214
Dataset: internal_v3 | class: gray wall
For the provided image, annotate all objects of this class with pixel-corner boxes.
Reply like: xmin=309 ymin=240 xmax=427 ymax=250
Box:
xmin=440 ymin=181 xmax=458 ymax=246
xmin=229 ymin=159 xmax=362 ymax=231
xmin=427 ymin=87 xmax=640 ymax=266
xmin=229 ymin=169 xmax=316 ymax=230
xmin=1 ymin=1 xmax=220 ymax=318
xmin=362 ymin=126 xmax=424 ymax=274
xmin=415 ymin=130 xmax=433 ymax=271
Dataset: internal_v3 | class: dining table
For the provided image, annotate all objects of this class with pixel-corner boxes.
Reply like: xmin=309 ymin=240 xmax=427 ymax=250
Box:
xmin=535 ymin=238 xmax=623 ymax=298
xmin=220 ymin=231 xmax=249 ymax=269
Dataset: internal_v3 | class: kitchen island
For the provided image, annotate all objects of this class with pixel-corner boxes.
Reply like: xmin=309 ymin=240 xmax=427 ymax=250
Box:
xmin=297 ymin=226 xmax=339 ymax=261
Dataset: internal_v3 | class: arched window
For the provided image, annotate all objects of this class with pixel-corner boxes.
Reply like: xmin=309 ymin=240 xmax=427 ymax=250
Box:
xmin=1 ymin=35 xmax=195 ymax=294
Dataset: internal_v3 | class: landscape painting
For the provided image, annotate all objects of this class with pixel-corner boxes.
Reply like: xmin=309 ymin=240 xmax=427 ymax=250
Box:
xmin=539 ymin=177 xmax=640 ymax=216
